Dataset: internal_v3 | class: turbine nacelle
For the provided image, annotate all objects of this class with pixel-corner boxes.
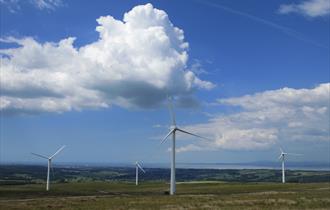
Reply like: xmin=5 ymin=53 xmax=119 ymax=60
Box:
xmin=279 ymin=152 xmax=287 ymax=160
xmin=170 ymin=125 xmax=177 ymax=130
xmin=278 ymin=147 xmax=301 ymax=160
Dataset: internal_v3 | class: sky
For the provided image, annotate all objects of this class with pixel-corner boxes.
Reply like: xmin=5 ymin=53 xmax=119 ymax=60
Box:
xmin=0 ymin=0 xmax=329 ymax=165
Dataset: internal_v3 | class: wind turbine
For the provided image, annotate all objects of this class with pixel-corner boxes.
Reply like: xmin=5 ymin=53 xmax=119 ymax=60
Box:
xmin=278 ymin=147 xmax=302 ymax=183
xmin=31 ymin=145 xmax=66 ymax=191
xmin=135 ymin=161 xmax=146 ymax=186
xmin=161 ymin=97 xmax=210 ymax=195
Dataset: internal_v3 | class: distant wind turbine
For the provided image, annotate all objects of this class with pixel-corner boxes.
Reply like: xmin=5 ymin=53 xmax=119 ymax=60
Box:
xmin=135 ymin=161 xmax=146 ymax=186
xmin=31 ymin=145 xmax=66 ymax=191
xmin=278 ymin=147 xmax=302 ymax=183
xmin=161 ymin=97 xmax=211 ymax=195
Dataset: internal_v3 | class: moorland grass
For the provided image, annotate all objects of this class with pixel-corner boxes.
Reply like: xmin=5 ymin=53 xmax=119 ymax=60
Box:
xmin=0 ymin=181 xmax=329 ymax=209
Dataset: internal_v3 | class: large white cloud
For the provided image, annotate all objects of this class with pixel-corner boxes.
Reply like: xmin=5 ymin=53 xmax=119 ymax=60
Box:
xmin=0 ymin=3 xmax=214 ymax=115
xmin=278 ymin=0 xmax=330 ymax=17
xmin=177 ymin=83 xmax=330 ymax=152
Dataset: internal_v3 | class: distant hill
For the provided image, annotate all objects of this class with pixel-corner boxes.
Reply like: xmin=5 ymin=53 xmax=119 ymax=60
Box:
xmin=0 ymin=164 xmax=329 ymax=185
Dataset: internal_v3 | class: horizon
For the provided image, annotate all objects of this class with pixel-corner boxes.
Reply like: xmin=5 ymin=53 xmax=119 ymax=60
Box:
xmin=2 ymin=160 xmax=329 ymax=169
xmin=1 ymin=0 xmax=329 ymax=165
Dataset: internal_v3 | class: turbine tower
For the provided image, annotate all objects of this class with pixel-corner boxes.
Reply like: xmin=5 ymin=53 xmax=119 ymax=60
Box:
xmin=278 ymin=147 xmax=301 ymax=183
xmin=31 ymin=145 xmax=66 ymax=191
xmin=161 ymin=97 xmax=210 ymax=195
xmin=135 ymin=161 xmax=146 ymax=186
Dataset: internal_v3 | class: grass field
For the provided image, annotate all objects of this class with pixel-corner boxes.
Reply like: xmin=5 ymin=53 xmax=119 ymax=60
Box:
xmin=0 ymin=181 xmax=329 ymax=209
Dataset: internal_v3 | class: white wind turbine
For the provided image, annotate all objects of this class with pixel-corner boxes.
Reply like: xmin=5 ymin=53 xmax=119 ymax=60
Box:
xmin=31 ymin=145 xmax=66 ymax=191
xmin=135 ymin=161 xmax=146 ymax=186
xmin=278 ymin=147 xmax=302 ymax=183
xmin=161 ymin=97 xmax=210 ymax=195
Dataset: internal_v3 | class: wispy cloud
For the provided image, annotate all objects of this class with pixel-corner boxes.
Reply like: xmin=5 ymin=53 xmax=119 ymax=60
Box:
xmin=195 ymin=0 xmax=328 ymax=50
xmin=32 ymin=0 xmax=63 ymax=11
xmin=0 ymin=0 xmax=63 ymax=12
xmin=278 ymin=0 xmax=330 ymax=17
xmin=176 ymin=144 xmax=204 ymax=153
xmin=0 ymin=0 xmax=20 ymax=13
xmin=190 ymin=59 xmax=208 ymax=75
xmin=153 ymin=124 xmax=167 ymax=128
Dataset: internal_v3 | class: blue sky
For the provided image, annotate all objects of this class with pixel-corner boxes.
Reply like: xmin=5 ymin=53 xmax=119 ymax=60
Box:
xmin=0 ymin=0 xmax=329 ymax=165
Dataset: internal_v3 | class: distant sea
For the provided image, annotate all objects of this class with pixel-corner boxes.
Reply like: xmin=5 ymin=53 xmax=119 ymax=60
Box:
xmin=3 ymin=161 xmax=329 ymax=171
xmin=174 ymin=162 xmax=330 ymax=171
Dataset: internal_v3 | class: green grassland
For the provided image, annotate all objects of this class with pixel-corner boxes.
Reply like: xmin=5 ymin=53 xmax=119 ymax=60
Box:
xmin=0 ymin=181 xmax=330 ymax=209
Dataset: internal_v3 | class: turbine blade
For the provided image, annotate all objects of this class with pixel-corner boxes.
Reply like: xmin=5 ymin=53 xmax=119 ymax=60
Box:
xmin=137 ymin=163 xmax=146 ymax=173
xmin=167 ymin=96 xmax=176 ymax=126
xmin=50 ymin=145 xmax=66 ymax=159
xmin=278 ymin=155 xmax=282 ymax=160
xmin=279 ymin=147 xmax=284 ymax=153
xmin=31 ymin=153 xmax=48 ymax=159
xmin=176 ymin=128 xmax=212 ymax=141
xmin=161 ymin=129 xmax=175 ymax=144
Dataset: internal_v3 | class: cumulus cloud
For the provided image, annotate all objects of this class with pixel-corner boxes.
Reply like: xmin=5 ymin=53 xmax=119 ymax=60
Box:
xmin=0 ymin=4 xmax=214 ymax=115
xmin=278 ymin=0 xmax=330 ymax=17
xmin=177 ymin=83 xmax=330 ymax=152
